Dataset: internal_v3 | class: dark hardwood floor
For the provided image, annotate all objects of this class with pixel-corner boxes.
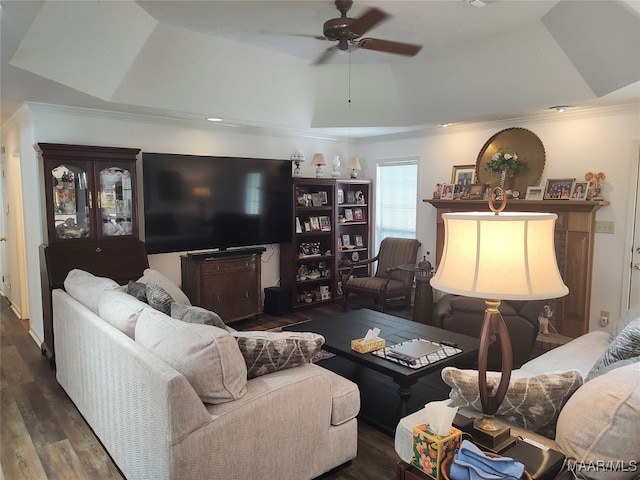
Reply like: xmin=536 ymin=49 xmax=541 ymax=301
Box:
xmin=0 ymin=294 xmax=413 ymax=480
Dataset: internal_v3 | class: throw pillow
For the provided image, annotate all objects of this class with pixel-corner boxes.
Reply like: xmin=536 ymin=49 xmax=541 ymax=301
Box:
xmin=98 ymin=290 xmax=151 ymax=338
xmin=126 ymin=280 xmax=148 ymax=303
xmin=63 ymin=269 xmax=120 ymax=314
xmin=586 ymin=356 xmax=640 ymax=382
xmin=556 ymin=362 xmax=640 ymax=478
xmin=232 ymin=331 xmax=325 ymax=379
xmin=441 ymin=366 xmax=583 ymax=436
xmin=135 ymin=309 xmax=247 ymax=404
xmin=589 ymin=317 xmax=640 ymax=377
xmin=145 ymin=283 xmax=173 ymax=315
xmin=170 ymin=302 xmax=227 ymax=330
xmin=137 ymin=268 xmax=191 ymax=306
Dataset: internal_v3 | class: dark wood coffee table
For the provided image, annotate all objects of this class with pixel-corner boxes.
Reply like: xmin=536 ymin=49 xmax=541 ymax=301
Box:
xmin=285 ymin=309 xmax=479 ymax=423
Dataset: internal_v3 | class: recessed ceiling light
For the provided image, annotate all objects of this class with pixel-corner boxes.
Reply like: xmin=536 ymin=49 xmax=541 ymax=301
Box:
xmin=206 ymin=117 xmax=222 ymax=122
xmin=550 ymin=106 xmax=570 ymax=112
xmin=439 ymin=123 xmax=453 ymax=128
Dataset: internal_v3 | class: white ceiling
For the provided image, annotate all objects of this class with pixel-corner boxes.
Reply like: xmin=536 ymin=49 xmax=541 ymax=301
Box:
xmin=2 ymin=0 xmax=639 ymax=137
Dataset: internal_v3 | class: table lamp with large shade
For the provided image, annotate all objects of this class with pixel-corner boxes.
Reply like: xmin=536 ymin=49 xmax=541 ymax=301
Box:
xmin=430 ymin=190 xmax=568 ymax=451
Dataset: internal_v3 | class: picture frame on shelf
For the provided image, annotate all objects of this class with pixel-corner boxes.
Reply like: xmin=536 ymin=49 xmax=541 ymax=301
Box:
xmin=441 ymin=184 xmax=455 ymax=199
xmin=319 ymin=191 xmax=328 ymax=204
xmin=451 ymin=164 xmax=476 ymax=187
xmin=353 ymin=208 xmax=364 ymax=221
xmin=304 ymin=221 xmax=311 ymax=232
xmin=344 ymin=209 xmax=354 ymax=221
xmin=337 ymin=189 xmax=344 ymax=204
xmin=342 ymin=234 xmax=351 ymax=248
xmin=311 ymin=193 xmax=323 ymax=206
xmin=570 ymin=181 xmax=589 ymax=200
xmin=468 ymin=183 xmax=486 ymax=200
xmin=355 ymin=235 xmax=364 ymax=247
xmin=525 ymin=186 xmax=544 ymax=200
xmin=347 ymin=190 xmax=356 ymax=204
xmin=309 ymin=216 xmax=320 ymax=231
xmin=544 ymin=178 xmax=575 ymax=200
xmin=319 ymin=215 xmax=331 ymax=231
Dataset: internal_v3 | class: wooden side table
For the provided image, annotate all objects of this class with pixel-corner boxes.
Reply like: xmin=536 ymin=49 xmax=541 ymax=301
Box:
xmin=395 ymin=461 xmax=429 ymax=480
xmin=397 ymin=264 xmax=434 ymax=324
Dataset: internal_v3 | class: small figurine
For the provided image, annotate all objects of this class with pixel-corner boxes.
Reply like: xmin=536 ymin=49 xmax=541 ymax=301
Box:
xmin=538 ymin=304 xmax=554 ymax=335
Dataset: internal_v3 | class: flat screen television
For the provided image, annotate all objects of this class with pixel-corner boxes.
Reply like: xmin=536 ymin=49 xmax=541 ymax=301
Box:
xmin=142 ymin=153 xmax=292 ymax=254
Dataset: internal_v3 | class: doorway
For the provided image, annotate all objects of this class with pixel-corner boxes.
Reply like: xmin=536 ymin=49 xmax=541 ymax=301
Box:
xmin=625 ymin=144 xmax=640 ymax=309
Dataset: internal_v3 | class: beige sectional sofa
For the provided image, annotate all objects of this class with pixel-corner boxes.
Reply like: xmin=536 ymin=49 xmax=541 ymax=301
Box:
xmin=53 ymin=269 xmax=360 ymax=480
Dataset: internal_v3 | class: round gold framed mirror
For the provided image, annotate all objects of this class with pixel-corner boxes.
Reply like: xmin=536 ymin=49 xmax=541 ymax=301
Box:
xmin=476 ymin=127 xmax=546 ymax=193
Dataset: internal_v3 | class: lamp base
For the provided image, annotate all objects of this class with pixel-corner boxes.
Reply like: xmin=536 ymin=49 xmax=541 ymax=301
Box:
xmin=472 ymin=416 xmax=516 ymax=453
xmin=350 ymin=169 xmax=358 ymax=178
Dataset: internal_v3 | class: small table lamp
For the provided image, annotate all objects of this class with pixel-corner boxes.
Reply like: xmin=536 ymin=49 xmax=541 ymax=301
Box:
xmin=348 ymin=157 xmax=361 ymax=178
xmin=430 ymin=188 xmax=568 ymax=451
xmin=312 ymin=153 xmax=326 ymax=178
xmin=291 ymin=150 xmax=305 ymax=177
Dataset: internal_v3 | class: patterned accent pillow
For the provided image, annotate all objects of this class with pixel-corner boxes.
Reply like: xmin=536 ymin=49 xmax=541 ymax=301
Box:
xmin=145 ymin=283 xmax=173 ymax=315
xmin=232 ymin=331 xmax=325 ymax=379
xmin=126 ymin=280 xmax=148 ymax=303
xmin=589 ymin=317 xmax=640 ymax=376
xmin=170 ymin=302 xmax=227 ymax=330
xmin=441 ymin=367 xmax=583 ymax=436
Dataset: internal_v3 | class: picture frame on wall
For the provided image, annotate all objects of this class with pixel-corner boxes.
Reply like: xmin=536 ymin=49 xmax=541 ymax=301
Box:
xmin=451 ymin=165 xmax=476 ymax=187
xmin=525 ymin=186 xmax=544 ymax=200
xmin=570 ymin=181 xmax=589 ymax=200
xmin=544 ymin=178 xmax=575 ymax=200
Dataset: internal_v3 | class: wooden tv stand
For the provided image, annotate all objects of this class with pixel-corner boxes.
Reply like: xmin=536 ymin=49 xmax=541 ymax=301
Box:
xmin=180 ymin=247 xmax=265 ymax=323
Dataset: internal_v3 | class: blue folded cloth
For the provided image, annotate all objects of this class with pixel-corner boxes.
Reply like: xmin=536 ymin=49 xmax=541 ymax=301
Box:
xmin=449 ymin=440 xmax=525 ymax=480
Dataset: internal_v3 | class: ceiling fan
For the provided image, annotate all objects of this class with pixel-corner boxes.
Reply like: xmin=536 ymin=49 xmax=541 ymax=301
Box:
xmin=311 ymin=0 xmax=423 ymax=65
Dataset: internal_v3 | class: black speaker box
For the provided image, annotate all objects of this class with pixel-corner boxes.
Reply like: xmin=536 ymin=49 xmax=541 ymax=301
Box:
xmin=264 ymin=287 xmax=289 ymax=316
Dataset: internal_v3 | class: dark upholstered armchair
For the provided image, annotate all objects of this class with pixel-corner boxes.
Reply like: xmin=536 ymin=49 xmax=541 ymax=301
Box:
xmin=432 ymin=294 xmax=543 ymax=368
xmin=342 ymin=237 xmax=421 ymax=312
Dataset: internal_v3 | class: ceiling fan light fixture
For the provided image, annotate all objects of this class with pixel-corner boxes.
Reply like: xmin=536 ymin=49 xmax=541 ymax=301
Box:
xmin=206 ymin=117 xmax=222 ymax=122
xmin=550 ymin=106 xmax=571 ymax=112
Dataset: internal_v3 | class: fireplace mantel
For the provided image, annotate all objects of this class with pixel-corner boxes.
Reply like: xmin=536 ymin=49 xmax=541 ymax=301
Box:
xmin=425 ymin=198 xmax=610 ymax=338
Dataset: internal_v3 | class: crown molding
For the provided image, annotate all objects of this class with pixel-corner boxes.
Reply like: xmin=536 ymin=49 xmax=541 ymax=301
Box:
xmin=23 ymin=102 xmax=343 ymax=142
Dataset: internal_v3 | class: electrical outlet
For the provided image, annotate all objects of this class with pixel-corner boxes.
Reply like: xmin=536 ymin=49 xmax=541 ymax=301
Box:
xmin=600 ymin=310 xmax=610 ymax=327
xmin=595 ymin=221 xmax=615 ymax=234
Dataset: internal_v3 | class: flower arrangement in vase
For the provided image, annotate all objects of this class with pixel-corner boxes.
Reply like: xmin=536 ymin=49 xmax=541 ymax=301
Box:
xmin=485 ymin=148 xmax=524 ymax=188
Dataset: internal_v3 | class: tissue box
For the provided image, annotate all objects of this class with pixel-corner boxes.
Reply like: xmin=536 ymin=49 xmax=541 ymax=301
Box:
xmin=411 ymin=424 xmax=462 ymax=480
xmin=351 ymin=337 xmax=385 ymax=353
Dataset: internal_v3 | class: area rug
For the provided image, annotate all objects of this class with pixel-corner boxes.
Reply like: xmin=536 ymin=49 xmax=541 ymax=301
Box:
xmin=267 ymin=319 xmax=336 ymax=363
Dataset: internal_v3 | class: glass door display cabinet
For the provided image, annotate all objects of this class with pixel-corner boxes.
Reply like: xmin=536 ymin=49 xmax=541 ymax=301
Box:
xmin=36 ymin=143 xmax=146 ymax=365
xmin=36 ymin=143 xmax=141 ymax=244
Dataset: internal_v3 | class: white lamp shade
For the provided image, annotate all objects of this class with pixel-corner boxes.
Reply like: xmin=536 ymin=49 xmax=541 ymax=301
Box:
xmin=348 ymin=157 xmax=361 ymax=170
xmin=311 ymin=153 xmax=326 ymax=166
xmin=430 ymin=211 xmax=568 ymax=301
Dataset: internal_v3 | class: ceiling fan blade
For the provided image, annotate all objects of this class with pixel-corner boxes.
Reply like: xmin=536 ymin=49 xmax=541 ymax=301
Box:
xmin=358 ymin=38 xmax=422 ymax=56
xmin=313 ymin=46 xmax=338 ymax=65
xmin=349 ymin=7 xmax=389 ymax=37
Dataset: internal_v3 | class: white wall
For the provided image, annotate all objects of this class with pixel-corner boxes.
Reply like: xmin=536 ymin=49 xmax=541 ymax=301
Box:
xmin=357 ymin=104 xmax=640 ymax=332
